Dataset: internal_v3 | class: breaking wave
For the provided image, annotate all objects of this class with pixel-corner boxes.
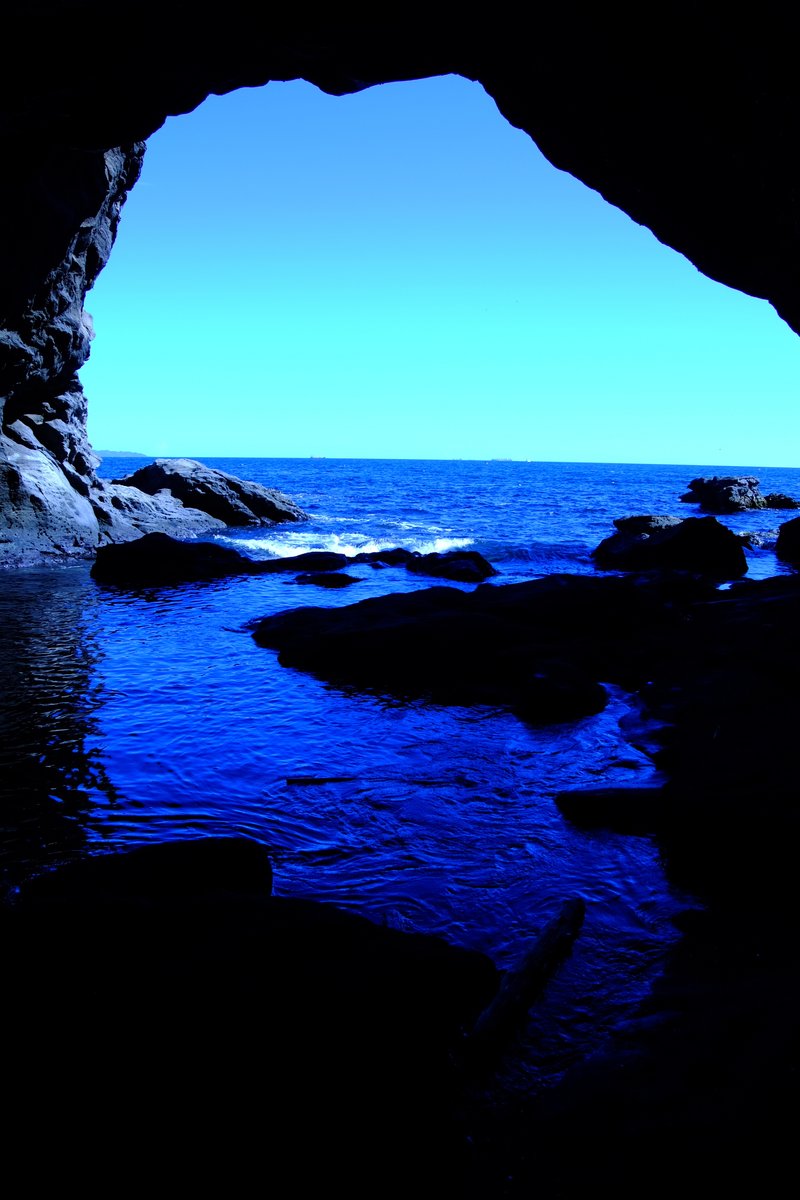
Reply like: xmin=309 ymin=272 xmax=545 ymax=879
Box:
xmin=217 ymin=530 xmax=474 ymax=559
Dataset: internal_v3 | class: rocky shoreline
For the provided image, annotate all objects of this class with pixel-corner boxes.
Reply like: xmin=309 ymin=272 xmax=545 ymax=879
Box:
xmin=0 ymin=455 xmax=307 ymax=567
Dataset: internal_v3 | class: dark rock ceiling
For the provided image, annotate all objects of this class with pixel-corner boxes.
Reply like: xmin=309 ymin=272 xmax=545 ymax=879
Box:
xmin=4 ymin=6 xmax=799 ymax=331
xmin=2 ymin=5 xmax=799 ymax=560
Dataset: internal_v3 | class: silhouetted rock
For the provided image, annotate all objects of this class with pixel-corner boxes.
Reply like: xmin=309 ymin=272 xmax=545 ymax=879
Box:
xmin=680 ymin=476 xmax=800 ymax=513
xmin=91 ymin=530 xmax=262 ymax=584
xmin=115 ymin=458 xmax=308 ymax=526
xmin=775 ymin=515 xmax=800 ymax=564
xmin=262 ymin=550 xmax=350 ymax=572
xmin=2 ymin=835 xmax=499 ymax=1191
xmin=296 ymin=571 xmax=359 ymax=587
xmin=353 ymin=548 xmax=416 ymax=567
xmin=250 ymin=572 xmax=707 ymax=721
xmin=406 ymin=549 xmax=499 ymax=583
xmin=19 ymin=835 xmax=275 ymax=902
xmin=555 ymin=786 xmax=669 ymax=834
xmin=592 ymin=515 xmax=747 ymax=578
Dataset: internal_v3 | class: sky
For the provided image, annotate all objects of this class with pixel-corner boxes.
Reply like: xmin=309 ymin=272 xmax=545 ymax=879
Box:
xmin=82 ymin=74 xmax=800 ymax=466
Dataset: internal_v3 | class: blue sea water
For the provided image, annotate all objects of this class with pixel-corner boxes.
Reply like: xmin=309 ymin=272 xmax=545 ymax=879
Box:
xmin=3 ymin=457 xmax=799 ymax=1091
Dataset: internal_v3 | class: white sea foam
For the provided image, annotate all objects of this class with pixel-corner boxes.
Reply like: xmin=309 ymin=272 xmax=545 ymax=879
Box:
xmin=217 ymin=531 xmax=474 ymax=558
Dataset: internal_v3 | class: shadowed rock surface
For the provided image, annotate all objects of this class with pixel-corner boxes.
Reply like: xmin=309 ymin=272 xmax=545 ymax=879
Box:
xmin=250 ymin=571 xmax=717 ymax=720
xmin=296 ymin=570 xmax=360 ymax=587
xmin=91 ymin=530 xmax=270 ymax=584
xmin=0 ymin=835 xmax=500 ymax=1191
xmin=680 ymin=475 xmax=800 ymax=513
xmin=249 ymin=569 xmax=800 ymax=1193
xmin=4 ymin=10 xmax=800 ymax=558
xmin=775 ymin=514 xmax=800 ymax=564
xmin=406 ymin=549 xmax=498 ymax=582
xmin=592 ymin=513 xmax=748 ymax=578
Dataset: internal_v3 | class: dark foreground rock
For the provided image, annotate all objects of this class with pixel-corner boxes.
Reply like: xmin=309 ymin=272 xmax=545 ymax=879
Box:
xmin=296 ymin=570 xmax=359 ymax=587
xmin=0 ymin=836 xmax=501 ymax=1191
xmin=405 ymin=549 xmax=498 ymax=583
xmin=680 ymin=475 xmax=799 ymax=513
xmin=114 ymin=457 xmax=308 ymax=525
xmin=592 ymin=514 xmax=748 ymax=578
xmin=91 ymin=530 xmax=266 ymax=584
xmin=775 ymin=514 xmax=800 ymax=564
xmin=251 ymin=571 xmax=720 ymax=722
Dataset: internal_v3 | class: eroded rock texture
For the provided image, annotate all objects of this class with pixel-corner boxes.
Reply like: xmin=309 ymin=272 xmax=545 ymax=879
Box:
xmin=2 ymin=8 xmax=800 ymax=563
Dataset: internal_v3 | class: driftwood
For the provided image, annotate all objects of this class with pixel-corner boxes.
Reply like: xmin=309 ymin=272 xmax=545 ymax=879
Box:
xmin=463 ymin=897 xmax=586 ymax=1063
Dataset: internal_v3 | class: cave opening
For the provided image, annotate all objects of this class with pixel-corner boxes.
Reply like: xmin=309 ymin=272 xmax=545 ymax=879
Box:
xmin=81 ymin=74 xmax=800 ymax=469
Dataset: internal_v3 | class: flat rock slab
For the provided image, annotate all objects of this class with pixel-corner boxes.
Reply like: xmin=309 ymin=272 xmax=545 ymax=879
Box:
xmin=250 ymin=571 xmax=717 ymax=722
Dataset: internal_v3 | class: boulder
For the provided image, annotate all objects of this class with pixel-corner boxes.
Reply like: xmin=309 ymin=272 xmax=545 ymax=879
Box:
xmin=592 ymin=515 xmax=747 ymax=579
xmin=93 ymin=480 xmax=226 ymax=541
xmin=680 ymin=476 xmax=800 ymax=513
xmin=775 ymin=515 xmax=800 ymax=564
xmin=91 ymin=530 xmax=263 ymax=584
xmin=405 ymin=549 xmax=499 ymax=583
xmin=114 ymin=458 xmax=308 ymax=526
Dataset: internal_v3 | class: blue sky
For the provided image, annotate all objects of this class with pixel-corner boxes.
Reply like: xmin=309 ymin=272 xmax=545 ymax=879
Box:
xmin=82 ymin=74 xmax=800 ymax=465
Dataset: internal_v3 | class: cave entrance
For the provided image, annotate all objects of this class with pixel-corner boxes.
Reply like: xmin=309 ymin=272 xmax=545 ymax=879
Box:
xmin=82 ymin=74 xmax=800 ymax=467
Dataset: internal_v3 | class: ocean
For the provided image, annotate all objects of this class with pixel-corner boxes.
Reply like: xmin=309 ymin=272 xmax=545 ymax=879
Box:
xmin=3 ymin=456 xmax=799 ymax=1092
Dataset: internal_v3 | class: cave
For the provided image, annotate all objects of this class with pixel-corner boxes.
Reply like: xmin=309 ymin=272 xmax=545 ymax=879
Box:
xmin=2 ymin=8 xmax=799 ymax=1196
xmin=3 ymin=9 xmax=800 ymax=558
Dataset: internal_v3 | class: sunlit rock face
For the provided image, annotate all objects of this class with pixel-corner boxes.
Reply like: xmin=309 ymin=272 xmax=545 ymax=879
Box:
xmin=2 ymin=8 xmax=799 ymax=561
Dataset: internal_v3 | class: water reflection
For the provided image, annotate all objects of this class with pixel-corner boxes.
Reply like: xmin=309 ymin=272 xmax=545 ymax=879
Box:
xmin=0 ymin=565 xmax=117 ymax=892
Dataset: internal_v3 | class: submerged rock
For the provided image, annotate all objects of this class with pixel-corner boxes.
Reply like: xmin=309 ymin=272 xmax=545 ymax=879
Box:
xmin=680 ymin=475 xmax=800 ymax=513
xmin=592 ymin=514 xmax=747 ymax=578
xmin=114 ymin=457 xmax=308 ymax=526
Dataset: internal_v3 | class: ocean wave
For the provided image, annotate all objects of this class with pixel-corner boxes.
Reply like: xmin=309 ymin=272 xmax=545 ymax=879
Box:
xmin=216 ymin=531 xmax=475 ymax=558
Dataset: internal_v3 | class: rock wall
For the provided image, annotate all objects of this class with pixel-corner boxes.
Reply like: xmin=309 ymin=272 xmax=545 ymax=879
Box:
xmin=2 ymin=7 xmax=799 ymax=562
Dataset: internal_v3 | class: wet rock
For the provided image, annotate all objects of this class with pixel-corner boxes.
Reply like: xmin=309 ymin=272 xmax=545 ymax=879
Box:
xmin=19 ymin=835 xmax=275 ymax=902
xmin=91 ymin=530 xmax=263 ymax=584
xmin=406 ymin=549 xmax=499 ymax=583
xmin=680 ymin=476 xmax=800 ymax=513
xmin=613 ymin=514 xmax=683 ymax=534
xmin=250 ymin=572 xmax=699 ymax=721
xmin=511 ymin=669 xmax=608 ymax=724
xmin=775 ymin=515 xmax=800 ymax=564
xmin=353 ymin=548 xmax=416 ymax=567
xmin=262 ymin=550 xmax=350 ymax=573
xmin=592 ymin=515 xmax=747 ymax=579
xmin=555 ymin=786 xmax=669 ymax=834
xmin=296 ymin=571 xmax=359 ymax=587
xmin=114 ymin=457 xmax=308 ymax=526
